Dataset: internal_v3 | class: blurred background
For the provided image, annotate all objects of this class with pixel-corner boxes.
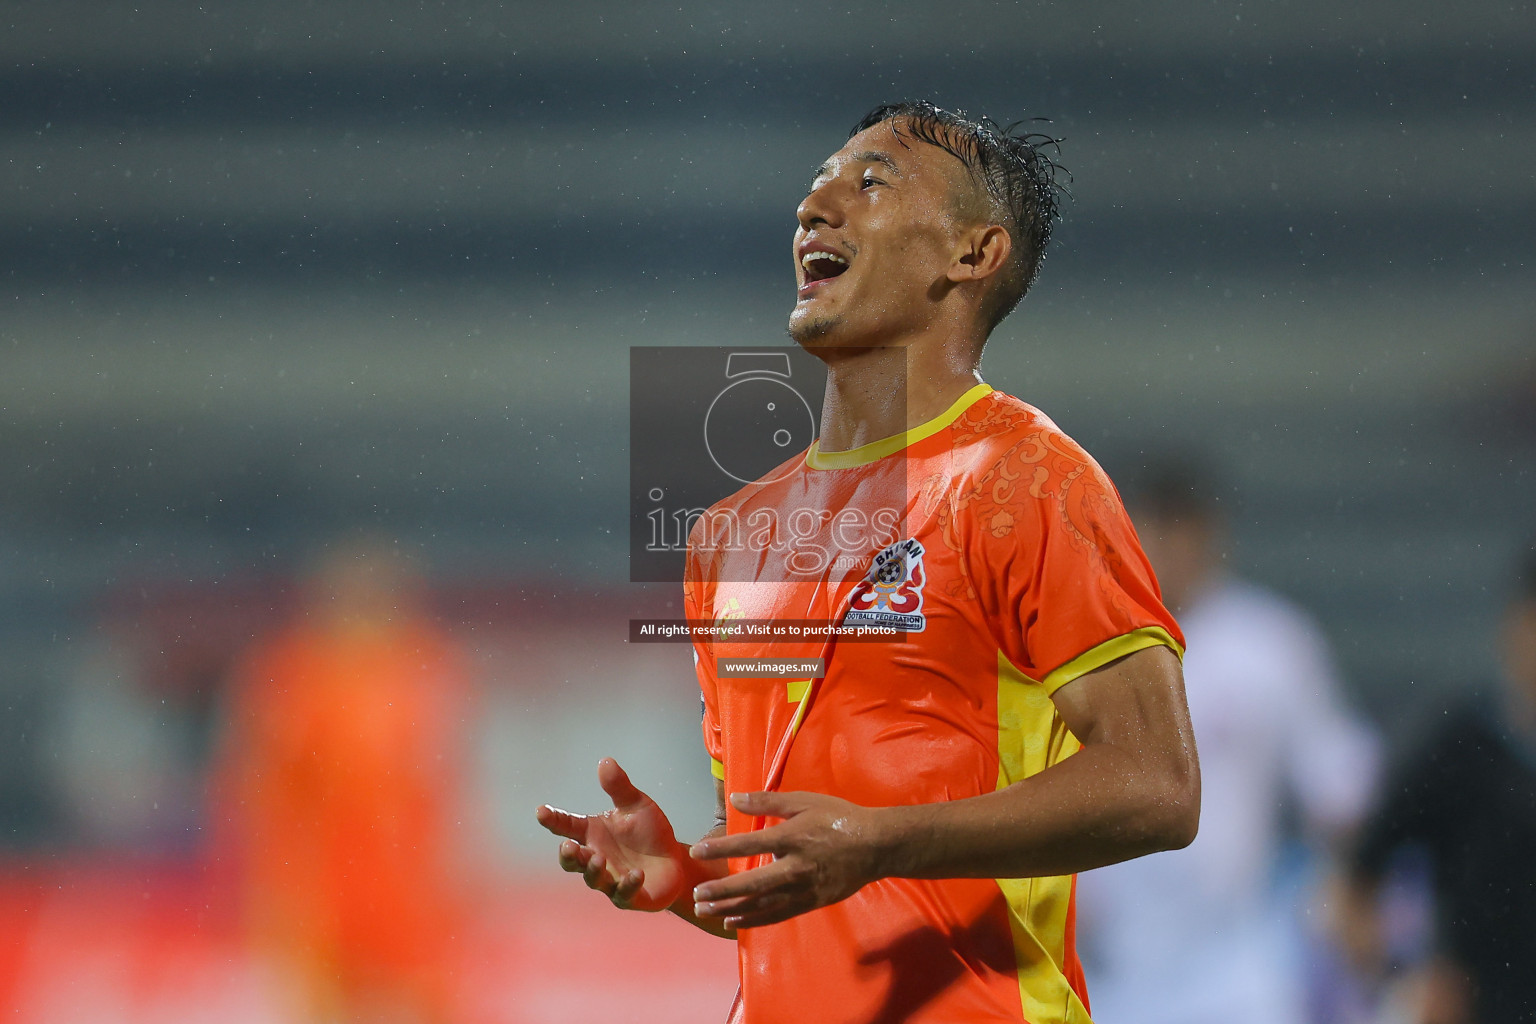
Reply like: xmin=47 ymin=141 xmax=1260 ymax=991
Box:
xmin=0 ymin=1 xmax=1532 ymax=1021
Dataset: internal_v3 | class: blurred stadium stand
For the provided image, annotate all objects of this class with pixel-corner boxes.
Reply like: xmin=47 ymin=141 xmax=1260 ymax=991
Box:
xmin=0 ymin=1 xmax=1531 ymax=1018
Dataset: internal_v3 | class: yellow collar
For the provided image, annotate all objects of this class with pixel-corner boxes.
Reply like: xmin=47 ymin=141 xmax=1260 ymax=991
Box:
xmin=805 ymin=383 xmax=993 ymax=470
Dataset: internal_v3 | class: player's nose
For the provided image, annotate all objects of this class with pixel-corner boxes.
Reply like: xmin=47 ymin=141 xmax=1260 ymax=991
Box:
xmin=796 ymin=178 xmax=846 ymax=231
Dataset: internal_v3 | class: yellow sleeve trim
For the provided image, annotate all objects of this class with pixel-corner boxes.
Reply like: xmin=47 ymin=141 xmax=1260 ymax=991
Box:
xmin=1040 ymin=626 xmax=1184 ymax=695
xmin=805 ymin=382 xmax=993 ymax=470
xmin=709 ymin=757 xmax=725 ymax=781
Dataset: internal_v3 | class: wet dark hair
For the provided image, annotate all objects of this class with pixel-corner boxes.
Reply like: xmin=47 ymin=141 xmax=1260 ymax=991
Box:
xmin=851 ymin=100 xmax=1069 ymax=332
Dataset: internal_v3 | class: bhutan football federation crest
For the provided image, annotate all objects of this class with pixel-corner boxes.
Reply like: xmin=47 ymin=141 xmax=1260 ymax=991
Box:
xmin=845 ymin=538 xmax=927 ymax=632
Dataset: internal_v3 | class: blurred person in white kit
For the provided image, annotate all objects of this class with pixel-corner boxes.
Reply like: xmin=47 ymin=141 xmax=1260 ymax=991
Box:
xmin=1077 ymin=460 xmax=1381 ymax=1024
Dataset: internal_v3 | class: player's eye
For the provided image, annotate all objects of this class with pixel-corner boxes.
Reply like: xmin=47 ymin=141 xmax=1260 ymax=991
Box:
xmin=860 ymin=173 xmax=883 ymax=189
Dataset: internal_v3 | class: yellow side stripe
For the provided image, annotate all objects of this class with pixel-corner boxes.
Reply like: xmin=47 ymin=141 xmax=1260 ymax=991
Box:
xmin=782 ymin=678 xmax=814 ymax=740
xmin=994 ymin=649 xmax=1095 ymax=1023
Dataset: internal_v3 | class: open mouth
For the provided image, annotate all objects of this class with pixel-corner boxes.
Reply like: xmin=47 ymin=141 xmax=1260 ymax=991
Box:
xmin=800 ymin=250 xmax=851 ymax=285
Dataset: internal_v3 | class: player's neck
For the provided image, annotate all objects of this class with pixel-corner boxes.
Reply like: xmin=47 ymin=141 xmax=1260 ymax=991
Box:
xmin=816 ymin=342 xmax=983 ymax=454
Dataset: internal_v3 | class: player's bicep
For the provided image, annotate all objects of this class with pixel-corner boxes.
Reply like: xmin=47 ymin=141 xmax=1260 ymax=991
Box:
xmin=1050 ymin=645 xmax=1200 ymax=810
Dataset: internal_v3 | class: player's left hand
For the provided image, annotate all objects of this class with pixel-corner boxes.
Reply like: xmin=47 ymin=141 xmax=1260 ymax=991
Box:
xmin=687 ymin=790 xmax=886 ymax=929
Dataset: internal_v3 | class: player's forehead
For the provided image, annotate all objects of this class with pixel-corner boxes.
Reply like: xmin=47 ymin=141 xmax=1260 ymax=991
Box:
xmin=811 ymin=118 xmax=969 ymax=189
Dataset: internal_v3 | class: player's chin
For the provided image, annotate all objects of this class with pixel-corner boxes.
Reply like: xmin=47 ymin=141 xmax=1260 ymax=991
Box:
xmin=787 ymin=310 xmax=844 ymax=349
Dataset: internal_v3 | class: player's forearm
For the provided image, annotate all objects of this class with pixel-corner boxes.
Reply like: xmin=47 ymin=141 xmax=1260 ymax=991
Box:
xmin=667 ymin=824 xmax=736 ymax=938
xmin=691 ymin=650 xmax=1199 ymax=927
xmin=864 ymin=644 xmax=1200 ymax=881
xmin=868 ymin=741 xmax=1199 ymax=880
xmin=668 ymin=890 xmax=736 ymax=937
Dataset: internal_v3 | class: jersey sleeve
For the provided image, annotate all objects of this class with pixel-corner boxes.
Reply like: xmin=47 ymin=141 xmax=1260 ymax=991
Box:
xmin=683 ymin=536 xmax=725 ymax=780
xmin=957 ymin=429 xmax=1182 ymax=692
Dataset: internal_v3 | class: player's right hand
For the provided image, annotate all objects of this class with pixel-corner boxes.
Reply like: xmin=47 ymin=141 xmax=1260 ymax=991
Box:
xmin=536 ymin=758 xmax=690 ymax=912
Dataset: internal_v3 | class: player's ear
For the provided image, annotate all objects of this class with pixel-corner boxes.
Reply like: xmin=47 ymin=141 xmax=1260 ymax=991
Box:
xmin=947 ymin=224 xmax=1012 ymax=285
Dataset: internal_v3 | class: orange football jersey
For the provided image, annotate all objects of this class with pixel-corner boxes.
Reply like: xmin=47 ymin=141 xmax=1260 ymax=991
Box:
xmin=684 ymin=383 xmax=1182 ymax=1024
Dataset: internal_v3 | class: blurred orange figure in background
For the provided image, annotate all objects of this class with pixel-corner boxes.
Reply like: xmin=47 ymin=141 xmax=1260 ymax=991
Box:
xmin=214 ymin=537 xmax=472 ymax=1024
